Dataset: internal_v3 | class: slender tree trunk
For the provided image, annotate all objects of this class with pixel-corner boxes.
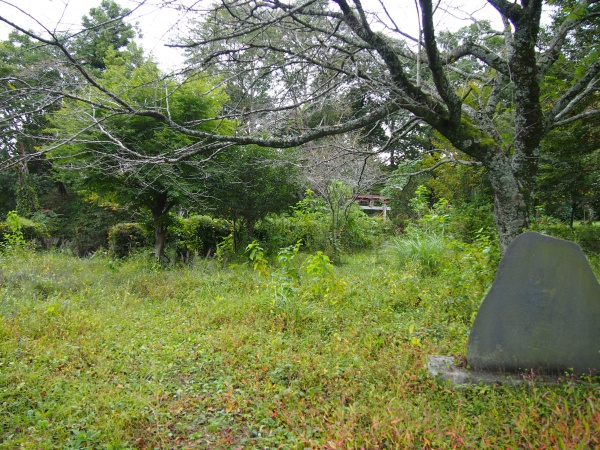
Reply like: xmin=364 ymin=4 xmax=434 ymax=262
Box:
xmin=569 ymin=200 xmax=578 ymax=228
xmin=150 ymin=192 xmax=173 ymax=262
xmin=231 ymin=218 xmax=238 ymax=254
xmin=154 ymin=220 xmax=167 ymax=261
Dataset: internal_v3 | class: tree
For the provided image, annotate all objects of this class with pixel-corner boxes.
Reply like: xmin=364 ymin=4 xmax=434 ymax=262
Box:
xmin=202 ymin=145 xmax=302 ymax=251
xmin=1 ymin=0 xmax=599 ymax=252
xmin=300 ymin=133 xmax=386 ymax=256
xmin=534 ymin=0 xmax=600 ymax=225
xmin=186 ymin=11 xmax=276 ymax=134
xmin=0 ymin=31 xmax=67 ymax=217
xmin=48 ymin=54 xmax=233 ymax=260
xmin=74 ymin=0 xmax=139 ymax=71
xmin=537 ymin=121 xmax=600 ymax=226
xmin=0 ymin=0 xmax=141 ymax=219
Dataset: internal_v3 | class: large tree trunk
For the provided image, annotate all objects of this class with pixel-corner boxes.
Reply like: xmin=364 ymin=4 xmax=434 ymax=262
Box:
xmin=485 ymin=151 xmax=529 ymax=253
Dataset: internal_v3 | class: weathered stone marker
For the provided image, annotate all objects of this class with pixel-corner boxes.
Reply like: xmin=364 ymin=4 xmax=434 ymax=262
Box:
xmin=467 ymin=231 xmax=600 ymax=375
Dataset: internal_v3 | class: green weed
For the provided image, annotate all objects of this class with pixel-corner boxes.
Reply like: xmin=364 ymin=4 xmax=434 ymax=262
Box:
xmin=0 ymin=247 xmax=598 ymax=448
xmin=387 ymin=230 xmax=448 ymax=273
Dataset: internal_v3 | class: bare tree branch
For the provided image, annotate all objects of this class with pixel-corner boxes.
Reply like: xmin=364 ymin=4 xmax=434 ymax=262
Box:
xmin=547 ymin=59 xmax=600 ymax=129
xmin=443 ymin=42 xmax=510 ymax=75
xmin=419 ymin=0 xmax=461 ymax=123
xmin=388 ymin=154 xmax=483 ymax=189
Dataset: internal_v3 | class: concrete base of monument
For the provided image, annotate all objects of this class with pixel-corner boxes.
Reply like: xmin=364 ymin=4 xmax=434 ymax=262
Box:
xmin=426 ymin=356 xmax=562 ymax=387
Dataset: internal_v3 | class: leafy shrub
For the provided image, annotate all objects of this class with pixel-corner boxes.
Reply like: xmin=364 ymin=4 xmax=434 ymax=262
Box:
xmin=216 ymin=233 xmax=235 ymax=266
xmin=246 ymin=240 xmax=343 ymax=303
xmin=286 ymin=190 xmax=331 ymax=252
xmin=275 ymin=240 xmax=303 ymax=283
xmin=408 ymin=184 xmax=431 ymax=219
xmin=574 ymin=226 xmax=600 ymax=254
xmin=108 ymin=223 xmax=148 ymax=258
xmin=540 ymin=224 xmax=600 ymax=255
xmin=302 ymin=250 xmax=341 ymax=299
xmin=255 ymin=201 xmax=330 ymax=254
xmin=256 ymin=191 xmax=384 ymax=255
xmin=447 ymin=202 xmax=495 ymax=243
xmin=0 ymin=211 xmax=48 ymax=250
xmin=245 ymin=240 xmax=269 ymax=275
xmin=171 ymin=214 xmax=231 ymax=262
xmin=290 ymin=212 xmax=331 ymax=252
xmin=8 ymin=211 xmax=48 ymax=239
xmin=254 ymin=214 xmax=298 ymax=251
xmin=341 ymin=208 xmax=386 ymax=250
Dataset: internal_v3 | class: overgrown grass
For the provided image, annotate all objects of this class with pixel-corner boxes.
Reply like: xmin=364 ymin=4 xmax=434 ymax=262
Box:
xmin=387 ymin=232 xmax=448 ymax=273
xmin=1 ymin=246 xmax=599 ymax=449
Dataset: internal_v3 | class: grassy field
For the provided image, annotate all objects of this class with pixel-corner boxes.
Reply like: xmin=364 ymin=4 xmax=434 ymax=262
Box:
xmin=1 ymin=242 xmax=599 ymax=449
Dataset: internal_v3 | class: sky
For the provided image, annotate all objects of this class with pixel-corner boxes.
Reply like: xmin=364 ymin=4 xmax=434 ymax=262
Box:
xmin=0 ymin=0 xmax=506 ymax=69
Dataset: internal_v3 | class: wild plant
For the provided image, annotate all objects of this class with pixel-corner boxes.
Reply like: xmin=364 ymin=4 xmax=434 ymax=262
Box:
xmin=302 ymin=250 xmax=344 ymax=301
xmin=245 ymin=240 xmax=269 ymax=276
xmin=216 ymin=233 xmax=235 ymax=266
xmin=1 ymin=211 xmax=29 ymax=251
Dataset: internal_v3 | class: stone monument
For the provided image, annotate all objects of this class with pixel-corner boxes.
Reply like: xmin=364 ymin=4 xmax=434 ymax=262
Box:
xmin=467 ymin=231 xmax=600 ymax=375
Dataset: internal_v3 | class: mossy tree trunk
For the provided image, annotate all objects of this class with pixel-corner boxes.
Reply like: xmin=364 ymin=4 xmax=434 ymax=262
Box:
xmin=485 ymin=149 xmax=530 ymax=253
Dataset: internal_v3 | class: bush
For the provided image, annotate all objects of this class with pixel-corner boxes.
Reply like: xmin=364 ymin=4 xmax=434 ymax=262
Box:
xmin=256 ymin=192 xmax=386 ymax=256
xmin=541 ymin=224 xmax=600 ymax=255
xmin=447 ymin=202 xmax=495 ymax=243
xmin=341 ymin=208 xmax=386 ymax=250
xmin=0 ymin=211 xmax=48 ymax=250
xmin=575 ymin=226 xmax=600 ymax=254
xmin=255 ymin=194 xmax=330 ymax=254
xmin=254 ymin=214 xmax=301 ymax=252
xmin=108 ymin=223 xmax=148 ymax=258
xmin=171 ymin=214 xmax=231 ymax=262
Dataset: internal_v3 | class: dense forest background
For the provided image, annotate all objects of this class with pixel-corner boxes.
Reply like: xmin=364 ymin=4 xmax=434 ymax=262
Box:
xmin=0 ymin=0 xmax=599 ymax=261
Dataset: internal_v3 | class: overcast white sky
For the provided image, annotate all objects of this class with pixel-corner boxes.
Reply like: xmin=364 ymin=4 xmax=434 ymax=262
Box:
xmin=0 ymin=0 xmax=505 ymax=69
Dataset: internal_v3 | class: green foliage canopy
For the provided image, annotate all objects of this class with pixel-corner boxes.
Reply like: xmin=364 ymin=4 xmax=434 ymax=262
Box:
xmin=47 ymin=53 xmax=234 ymax=258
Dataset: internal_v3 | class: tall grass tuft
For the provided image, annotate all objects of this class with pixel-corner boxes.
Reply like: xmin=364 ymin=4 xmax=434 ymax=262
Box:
xmin=388 ymin=230 xmax=448 ymax=272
